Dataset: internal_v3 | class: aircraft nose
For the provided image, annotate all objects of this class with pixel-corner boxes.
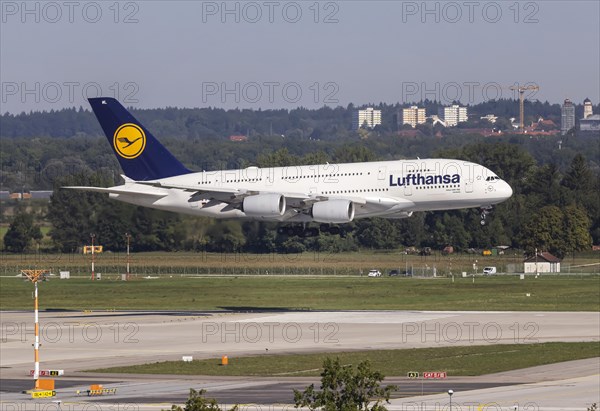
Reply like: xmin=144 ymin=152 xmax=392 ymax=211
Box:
xmin=502 ymin=181 xmax=513 ymax=199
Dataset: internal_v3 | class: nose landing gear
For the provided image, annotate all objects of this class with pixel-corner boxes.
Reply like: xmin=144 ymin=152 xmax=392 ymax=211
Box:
xmin=480 ymin=206 xmax=494 ymax=225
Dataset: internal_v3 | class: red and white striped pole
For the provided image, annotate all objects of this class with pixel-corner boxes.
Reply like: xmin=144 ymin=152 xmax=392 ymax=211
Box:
xmin=33 ymin=279 xmax=40 ymax=389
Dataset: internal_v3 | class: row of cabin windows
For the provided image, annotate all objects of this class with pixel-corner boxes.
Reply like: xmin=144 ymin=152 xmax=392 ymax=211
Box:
xmin=415 ymin=185 xmax=460 ymax=190
xmin=282 ymin=172 xmax=366 ymax=180
xmin=199 ymin=179 xmax=262 ymax=184
xmin=323 ymin=188 xmax=389 ymax=194
xmin=321 ymin=185 xmax=460 ymax=195
xmin=199 ymin=173 xmax=373 ymax=185
xmin=224 ymin=178 xmax=262 ymax=183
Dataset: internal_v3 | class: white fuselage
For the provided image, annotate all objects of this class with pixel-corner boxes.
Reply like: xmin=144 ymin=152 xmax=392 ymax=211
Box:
xmin=107 ymin=158 xmax=513 ymax=223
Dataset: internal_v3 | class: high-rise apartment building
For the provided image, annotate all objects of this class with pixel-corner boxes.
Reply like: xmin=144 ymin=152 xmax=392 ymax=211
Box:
xmin=438 ymin=105 xmax=468 ymax=127
xmin=561 ymin=99 xmax=575 ymax=135
xmin=398 ymin=106 xmax=426 ymax=128
xmin=353 ymin=107 xmax=382 ymax=130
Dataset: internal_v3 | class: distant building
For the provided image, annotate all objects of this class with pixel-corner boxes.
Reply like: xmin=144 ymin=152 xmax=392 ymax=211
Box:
xmin=1 ymin=191 xmax=53 ymax=201
xmin=398 ymin=106 xmax=426 ymax=128
xmin=580 ymin=114 xmax=600 ymax=132
xmin=583 ymin=98 xmax=593 ymax=119
xmin=353 ymin=107 xmax=382 ymax=130
xmin=229 ymin=135 xmax=248 ymax=142
xmin=524 ymin=117 xmax=560 ymax=136
xmin=579 ymin=98 xmax=599 ymax=133
xmin=561 ymin=99 xmax=576 ymax=135
xmin=523 ymin=252 xmax=561 ymax=274
xmin=439 ymin=105 xmax=468 ymax=127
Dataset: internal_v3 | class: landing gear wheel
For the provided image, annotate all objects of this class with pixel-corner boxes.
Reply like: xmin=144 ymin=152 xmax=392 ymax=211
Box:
xmin=479 ymin=206 xmax=493 ymax=226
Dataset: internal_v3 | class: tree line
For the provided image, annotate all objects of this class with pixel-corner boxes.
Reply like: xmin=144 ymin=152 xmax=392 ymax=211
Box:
xmin=3 ymin=99 xmax=598 ymax=140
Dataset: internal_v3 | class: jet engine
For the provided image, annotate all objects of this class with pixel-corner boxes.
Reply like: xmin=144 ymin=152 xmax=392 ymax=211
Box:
xmin=311 ymin=200 xmax=355 ymax=223
xmin=243 ymin=194 xmax=286 ymax=218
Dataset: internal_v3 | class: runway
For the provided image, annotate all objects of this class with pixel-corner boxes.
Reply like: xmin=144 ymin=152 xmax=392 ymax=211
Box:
xmin=1 ymin=310 xmax=598 ymax=410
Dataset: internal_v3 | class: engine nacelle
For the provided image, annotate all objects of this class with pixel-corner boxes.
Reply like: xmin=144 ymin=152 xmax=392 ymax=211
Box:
xmin=311 ymin=200 xmax=355 ymax=223
xmin=243 ymin=194 xmax=286 ymax=218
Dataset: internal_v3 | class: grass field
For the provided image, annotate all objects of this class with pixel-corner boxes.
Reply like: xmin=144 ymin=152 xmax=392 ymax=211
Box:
xmin=1 ymin=275 xmax=598 ymax=311
xmin=89 ymin=342 xmax=600 ymax=377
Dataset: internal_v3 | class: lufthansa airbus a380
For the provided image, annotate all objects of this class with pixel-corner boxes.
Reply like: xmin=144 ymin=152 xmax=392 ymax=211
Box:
xmin=66 ymin=98 xmax=513 ymax=235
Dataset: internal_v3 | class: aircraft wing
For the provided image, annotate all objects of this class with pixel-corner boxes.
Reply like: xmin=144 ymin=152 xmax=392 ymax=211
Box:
xmin=136 ymin=180 xmax=330 ymax=207
xmin=63 ymin=186 xmax=168 ymax=199
xmin=136 ymin=181 xmax=407 ymax=214
xmin=66 ymin=181 xmax=411 ymax=217
xmin=136 ymin=181 xmax=260 ymax=203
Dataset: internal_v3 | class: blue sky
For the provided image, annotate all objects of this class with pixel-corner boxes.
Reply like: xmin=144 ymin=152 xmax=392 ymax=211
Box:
xmin=1 ymin=1 xmax=599 ymax=112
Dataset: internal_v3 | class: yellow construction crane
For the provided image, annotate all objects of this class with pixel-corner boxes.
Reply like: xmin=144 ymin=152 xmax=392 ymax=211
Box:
xmin=509 ymin=84 xmax=540 ymax=133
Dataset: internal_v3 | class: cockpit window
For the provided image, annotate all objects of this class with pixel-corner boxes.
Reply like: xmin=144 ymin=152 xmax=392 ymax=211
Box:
xmin=485 ymin=176 xmax=500 ymax=181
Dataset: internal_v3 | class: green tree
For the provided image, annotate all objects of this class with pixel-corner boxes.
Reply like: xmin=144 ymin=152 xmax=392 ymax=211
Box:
xmin=293 ymin=358 xmax=396 ymax=411
xmin=562 ymin=205 xmax=593 ymax=257
xmin=205 ymin=220 xmax=246 ymax=252
xmin=166 ymin=389 xmax=237 ymax=411
xmin=520 ymin=205 xmax=591 ymax=258
xmin=333 ymin=146 xmax=376 ymax=163
xmin=520 ymin=206 xmax=564 ymax=257
xmin=47 ymin=173 xmax=113 ymax=252
xmin=3 ymin=207 xmax=43 ymax=252
xmin=561 ymin=154 xmax=593 ymax=191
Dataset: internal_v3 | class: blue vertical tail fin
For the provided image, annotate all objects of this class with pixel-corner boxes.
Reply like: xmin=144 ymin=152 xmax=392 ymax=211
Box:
xmin=88 ymin=97 xmax=191 ymax=181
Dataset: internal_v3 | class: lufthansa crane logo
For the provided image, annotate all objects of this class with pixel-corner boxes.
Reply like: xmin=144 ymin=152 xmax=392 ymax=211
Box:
xmin=113 ymin=123 xmax=146 ymax=159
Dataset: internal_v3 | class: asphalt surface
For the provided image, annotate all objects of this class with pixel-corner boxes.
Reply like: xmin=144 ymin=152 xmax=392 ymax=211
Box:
xmin=1 ymin=309 xmax=598 ymax=410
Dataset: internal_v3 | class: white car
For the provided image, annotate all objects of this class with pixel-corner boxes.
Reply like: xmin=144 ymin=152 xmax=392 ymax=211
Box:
xmin=483 ymin=267 xmax=497 ymax=275
xmin=367 ymin=270 xmax=382 ymax=277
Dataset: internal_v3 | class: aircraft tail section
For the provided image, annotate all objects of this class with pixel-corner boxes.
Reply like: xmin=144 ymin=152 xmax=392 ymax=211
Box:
xmin=88 ymin=97 xmax=191 ymax=181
